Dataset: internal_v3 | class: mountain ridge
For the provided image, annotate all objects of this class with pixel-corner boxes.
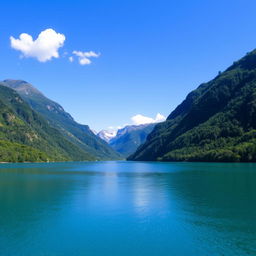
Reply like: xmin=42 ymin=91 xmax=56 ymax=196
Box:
xmin=98 ymin=123 xmax=156 ymax=157
xmin=129 ymin=49 xmax=256 ymax=162
xmin=97 ymin=129 xmax=117 ymax=143
xmin=1 ymin=79 xmax=121 ymax=160
xmin=0 ymin=84 xmax=95 ymax=162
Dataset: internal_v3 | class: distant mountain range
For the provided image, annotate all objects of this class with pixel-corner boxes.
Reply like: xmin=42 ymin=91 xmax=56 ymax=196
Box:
xmin=129 ymin=50 xmax=256 ymax=162
xmin=98 ymin=124 xmax=155 ymax=157
xmin=0 ymin=79 xmax=121 ymax=162
xmin=97 ymin=129 xmax=117 ymax=143
xmin=2 ymin=49 xmax=256 ymax=162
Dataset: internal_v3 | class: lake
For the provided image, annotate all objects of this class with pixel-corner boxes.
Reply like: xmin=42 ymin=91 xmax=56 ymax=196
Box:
xmin=0 ymin=161 xmax=255 ymax=256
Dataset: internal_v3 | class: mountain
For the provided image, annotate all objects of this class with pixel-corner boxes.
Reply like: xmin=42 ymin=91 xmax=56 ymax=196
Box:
xmin=129 ymin=49 xmax=256 ymax=162
xmin=0 ymin=84 xmax=95 ymax=162
xmin=97 ymin=129 xmax=117 ymax=143
xmin=1 ymin=79 xmax=121 ymax=160
xmin=108 ymin=124 xmax=155 ymax=157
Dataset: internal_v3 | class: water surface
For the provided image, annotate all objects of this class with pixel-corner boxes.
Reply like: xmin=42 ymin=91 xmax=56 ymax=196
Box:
xmin=0 ymin=161 xmax=256 ymax=255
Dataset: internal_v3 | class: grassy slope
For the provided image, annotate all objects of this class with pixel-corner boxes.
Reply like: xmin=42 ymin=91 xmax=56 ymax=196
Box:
xmin=0 ymin=85 xmax=95 ymax=162
xmin=2 ymin=80 xmax=120 ymax=160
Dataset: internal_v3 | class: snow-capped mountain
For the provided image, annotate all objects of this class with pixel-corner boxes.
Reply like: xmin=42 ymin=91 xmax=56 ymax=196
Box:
xmin=108 ymin=124 xmax=155 ymax=157
xmin=97 ymin=114 xmax=166 ymax=157
xmin=97 ymin=129 xmax=117 ymax=143
xmin=97 ymin=124 xmax=156 ymax=157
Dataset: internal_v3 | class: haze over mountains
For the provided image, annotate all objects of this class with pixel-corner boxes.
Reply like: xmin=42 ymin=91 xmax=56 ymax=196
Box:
xmin=129 ymin=49 xmax=256 ymax=162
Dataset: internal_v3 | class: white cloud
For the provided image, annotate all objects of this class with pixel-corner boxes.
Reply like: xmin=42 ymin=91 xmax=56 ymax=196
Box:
xmin=155 ymin=113 xmax=166 ymax=122
xmin=131 ymin=113 xmax=166 ymax=125
xmin=69 ymin=56 xmax=74 ymax=62
xmin=108 ymin=126 xmax=124 ymax=130
xmin=10 ymin=28 xmax=65 ymax=62
xmin=99 ymin=113 xmax=166 ymax=133
xmin=72 ymin=50 xmax=100 ymax=65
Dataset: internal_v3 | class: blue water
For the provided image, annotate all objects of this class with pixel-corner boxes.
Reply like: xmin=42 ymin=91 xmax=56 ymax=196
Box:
xmin=0 ymin=161 xmax=256 ymax=255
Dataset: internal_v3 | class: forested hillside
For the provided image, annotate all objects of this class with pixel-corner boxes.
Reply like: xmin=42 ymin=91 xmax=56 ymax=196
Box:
xmin=0 ymin=85 xmax=95 ymax=162
xmin=1 ymin=80 xmax=121 ymax=160
xmin=129 ymin=50 xmax=256 ymax=162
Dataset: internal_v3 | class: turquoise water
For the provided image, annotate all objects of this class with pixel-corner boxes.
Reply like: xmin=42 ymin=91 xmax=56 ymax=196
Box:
xmin=0 ymin=161 xmax=256 ymax=256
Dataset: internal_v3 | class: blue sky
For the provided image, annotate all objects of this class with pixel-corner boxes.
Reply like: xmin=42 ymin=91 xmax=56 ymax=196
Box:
xmin=1 ymin=0 xmax=256 ymax=131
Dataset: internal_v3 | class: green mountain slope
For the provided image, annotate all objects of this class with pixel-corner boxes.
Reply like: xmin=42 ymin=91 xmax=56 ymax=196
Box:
xmin=129 ymin=50 xmax=256 ymax=162
xmin=0 ymin=85 xmax=95 ymax=162
xmin=2 ymin=80 xmax=120 ymax=160
xmin=109 ymin=124 xmax=155 ymax=157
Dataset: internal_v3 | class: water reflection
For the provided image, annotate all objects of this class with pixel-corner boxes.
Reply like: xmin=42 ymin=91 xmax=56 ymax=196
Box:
xmin=0 ymin=162 xmax=255 ymax=256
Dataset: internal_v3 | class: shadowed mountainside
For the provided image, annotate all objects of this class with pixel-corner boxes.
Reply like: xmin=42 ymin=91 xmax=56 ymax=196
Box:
xmin=108 ymin=124 xmax=155 ymax=157
xmin=129 ymin=50 xmax=256 ymax=162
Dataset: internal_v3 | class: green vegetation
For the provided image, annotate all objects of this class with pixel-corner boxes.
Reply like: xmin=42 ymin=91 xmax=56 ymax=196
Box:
xmin=0 ymin=85 xmax=95 ymax=162
xmin=129 ymin=49 xmax=256 ymax=162
xmin=0 ymin=140 xmax=50 ymax=162
xmin=2 ymin=80 xmax=120 ymax=160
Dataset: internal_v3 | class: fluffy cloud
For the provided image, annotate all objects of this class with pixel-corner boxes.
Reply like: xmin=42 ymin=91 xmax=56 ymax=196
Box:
xmin=72 ymin=50 xmax=100 ymax=65
xmin=10 ymin=28 xmax=65 ymax=62
xmin=99 ymin=113 xmax=165 ymax=134
xmin=131 ymin=113 xmax=166 ymax=125
xmin=99 ymin=113 xmax=166 ymax=133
